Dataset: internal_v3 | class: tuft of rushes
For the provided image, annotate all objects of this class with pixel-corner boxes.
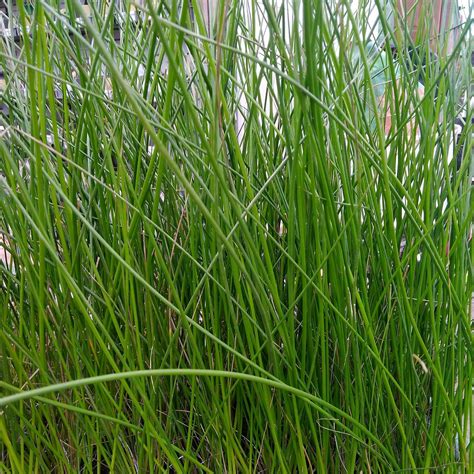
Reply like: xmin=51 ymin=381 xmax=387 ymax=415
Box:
xmin=0 ymin=0 xmax=472 ymax=471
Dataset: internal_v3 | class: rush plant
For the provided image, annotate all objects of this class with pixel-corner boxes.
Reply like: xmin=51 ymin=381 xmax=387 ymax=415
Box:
xmin=0 ymin=0 xmax=472 ymax=471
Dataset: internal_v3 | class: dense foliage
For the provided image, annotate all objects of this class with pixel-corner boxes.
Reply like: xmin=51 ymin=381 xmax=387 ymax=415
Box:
xmin=1 ymin=0 xmax=472 ymax=471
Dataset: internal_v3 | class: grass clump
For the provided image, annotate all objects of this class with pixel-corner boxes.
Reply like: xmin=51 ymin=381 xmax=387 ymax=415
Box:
xmin=0 ymin=0 xmax=472 ymax=471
